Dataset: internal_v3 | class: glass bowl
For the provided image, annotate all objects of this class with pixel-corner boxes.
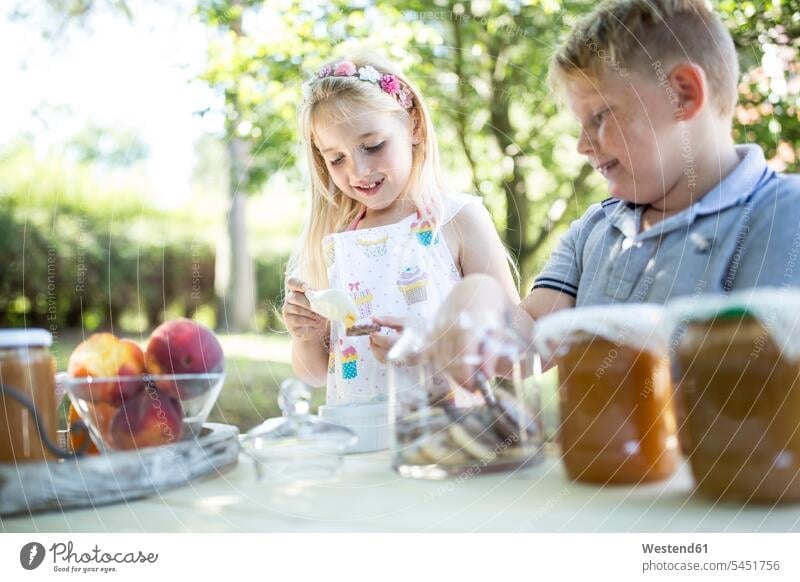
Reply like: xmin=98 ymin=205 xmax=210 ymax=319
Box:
xmin=240 ymin=378 xmax=357 ymax=483
xmin=57 ymin=372 xmax=225 ymax=452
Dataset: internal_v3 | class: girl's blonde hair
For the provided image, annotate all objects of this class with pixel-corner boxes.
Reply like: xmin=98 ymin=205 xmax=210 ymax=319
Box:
xmin=288 ymin=53 xmax=444 ymax=289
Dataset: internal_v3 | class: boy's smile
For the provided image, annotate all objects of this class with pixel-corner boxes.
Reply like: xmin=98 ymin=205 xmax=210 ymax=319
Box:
xmin=596 ymin=159 xmax=620 ymax=178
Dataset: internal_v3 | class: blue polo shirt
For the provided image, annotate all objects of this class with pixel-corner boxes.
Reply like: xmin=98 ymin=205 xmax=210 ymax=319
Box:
xmin=533 ymin=144 xmax=800 ymax=305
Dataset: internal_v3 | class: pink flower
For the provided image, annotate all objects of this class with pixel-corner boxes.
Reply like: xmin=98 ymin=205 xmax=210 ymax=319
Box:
xmin=316 ymin=64 xmax=334 ymax=79
xmin=396 ymin=86 xmax=414 ymax=109
xmin=380 ymin=74 xmax=400 ymax=95
xmin=333 ymin=61 xmax=357 ymax=76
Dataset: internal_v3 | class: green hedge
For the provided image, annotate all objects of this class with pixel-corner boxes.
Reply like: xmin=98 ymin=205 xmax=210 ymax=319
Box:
xmin=0 ymin=209 xmax=287 ymax=333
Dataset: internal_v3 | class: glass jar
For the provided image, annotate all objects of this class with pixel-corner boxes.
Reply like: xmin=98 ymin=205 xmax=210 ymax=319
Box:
xmin=388 ymin=314 xmax=544 ymax=480
xmin=670 ymin=289 xmax=800 ymax=503
xmin=0 ymin=329 xmax=57 ymax=462
xmin=534 ymin=304 xmax=679 ymax=484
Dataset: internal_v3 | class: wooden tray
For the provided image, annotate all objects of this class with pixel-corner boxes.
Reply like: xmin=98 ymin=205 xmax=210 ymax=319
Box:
xmin=0 ymin=423 xmax=239 ymax=517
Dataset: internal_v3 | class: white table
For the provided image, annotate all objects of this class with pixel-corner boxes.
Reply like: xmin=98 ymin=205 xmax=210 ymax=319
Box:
xmin=3 ymin=450 xmax=799 ymax=533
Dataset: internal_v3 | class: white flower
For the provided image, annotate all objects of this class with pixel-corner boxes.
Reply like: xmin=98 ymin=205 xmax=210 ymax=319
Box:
xmin=301 ymin=80 xmax=315 ymax=101
xmin=358 ymin=66 xmax=382 ymax=83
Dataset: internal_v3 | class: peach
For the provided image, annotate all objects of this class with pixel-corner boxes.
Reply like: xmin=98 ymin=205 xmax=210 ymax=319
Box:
xmin=88 ymin=402 xmax=118 ymax=446
xmin=68 ymin=404 xmax=99 ymax=455
xmin=145 ymin=319 xmax=224 ymax=399
xmin=109 ymin=387 xmax=183 ymax=450
xmin=67 ymin=334 xmax=146 ymax=405
xmin=145 ymin=319 xmax=224 ymax=374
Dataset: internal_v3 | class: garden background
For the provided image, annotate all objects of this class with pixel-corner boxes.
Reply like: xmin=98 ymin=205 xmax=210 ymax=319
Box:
xmin=2 ymin=0 xmax=797 ymax=429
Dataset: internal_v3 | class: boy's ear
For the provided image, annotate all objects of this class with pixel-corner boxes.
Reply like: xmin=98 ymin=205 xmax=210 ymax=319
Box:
xmin=668 ymin=63 xmax=707 ymax=121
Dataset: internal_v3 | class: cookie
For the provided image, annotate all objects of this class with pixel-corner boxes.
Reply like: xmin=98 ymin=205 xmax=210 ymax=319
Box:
xmin=487 ymin=401 xmax=522 ymax=443
xmin=397 ymin=435 xmax=433 ymax=465
xmin=500 ymin=442 xmax=541 ymax=461
xmin=470 ymin=410 xmax=507 ymax=448
xmin=397 ymin=409 xmax=449 ymax=441
xmin=449 ymin=423 xmax=496 ymax=462
xmin=445 ymin=407 xmax=499 ymax=449
xmin=495 ymin=390 xmax=538 ymax=437
xmin=345 ymin=323 xmax=382 ymax=336
xmin=418 ymin=432 xmax=471 ymax=466
xmin=400 ymin=448 xmax=431 ymax=465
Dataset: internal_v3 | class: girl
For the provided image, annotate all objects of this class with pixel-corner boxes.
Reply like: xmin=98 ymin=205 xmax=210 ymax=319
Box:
xmin=283 ymin=53 xmax=518 ymax=405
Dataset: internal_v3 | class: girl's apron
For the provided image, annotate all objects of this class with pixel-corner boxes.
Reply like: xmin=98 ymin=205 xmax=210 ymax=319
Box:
xmin=323 ymin=194 xmax=478 ymax=404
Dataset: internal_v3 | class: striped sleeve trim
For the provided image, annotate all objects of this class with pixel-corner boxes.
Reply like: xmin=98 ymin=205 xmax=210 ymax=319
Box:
xmin=533 ymin=277 xmax=577 ymax=291
xmin=531 ymin=278 xmax=579 ymax=298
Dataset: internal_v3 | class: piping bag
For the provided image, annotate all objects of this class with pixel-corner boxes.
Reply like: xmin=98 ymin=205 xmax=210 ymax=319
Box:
xmin=306 ymin=289 xmax=358 ymax=328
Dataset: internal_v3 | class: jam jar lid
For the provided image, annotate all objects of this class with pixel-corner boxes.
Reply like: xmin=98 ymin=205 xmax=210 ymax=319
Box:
xmin=533 ymin=303 xmax=668 ymax=361
xmin=0 ymin=329 xmax=53 ymax=349
xmin=667 ymin=287 xmax=800 ymax=359
xmin=240 ymin=378 xmax=357 ymax=479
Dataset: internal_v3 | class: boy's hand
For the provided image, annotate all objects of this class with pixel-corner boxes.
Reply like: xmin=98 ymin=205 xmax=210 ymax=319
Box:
xmin=429 ymin=275 xmax=538 ymax=386
xmin=283 ymin=277 xmax=327 ymax=342
xmin=368 ymin=315 xmax=405 ymax=364
xmin=430 ymin=306 xmax=499 ymax=387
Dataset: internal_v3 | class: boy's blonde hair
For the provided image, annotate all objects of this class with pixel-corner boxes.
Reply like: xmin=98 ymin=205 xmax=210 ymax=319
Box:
xmin=288 ymin=53 xmax=444 ymax=289
xmin=549 ymin=0 xmax=739 ymax=117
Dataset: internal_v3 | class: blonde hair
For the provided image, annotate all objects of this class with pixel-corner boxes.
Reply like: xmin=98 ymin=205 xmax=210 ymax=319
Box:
xmin=288 ymin=53 xmax=444 ymax=289
xmin=549 ymin=0 xmax=739 ymax=117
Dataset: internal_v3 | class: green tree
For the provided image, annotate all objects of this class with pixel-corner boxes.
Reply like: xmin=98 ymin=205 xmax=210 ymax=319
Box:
xmin=194 ymin=0 xmax=604 ymax=286
xmin=379 ymin=0 xmax=600 ymax=278
xmin=720 ymin=0 xmax=799 ymax=172
xmin=198 ymin=0 xmax=260 ymax=332
xmin=14 ymin=0 xmax=799 ymax=307
xmin=66 ymin=123 xmax=149 ymax=167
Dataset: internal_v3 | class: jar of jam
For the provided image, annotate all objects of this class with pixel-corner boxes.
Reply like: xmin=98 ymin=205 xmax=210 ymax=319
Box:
xmin=670 ymin=289 xmax=800 ymax=503
xmin=534 ymin=305 xmax=679 ymax=484
xmin=0 ymin=329 xmax=57 ymax=462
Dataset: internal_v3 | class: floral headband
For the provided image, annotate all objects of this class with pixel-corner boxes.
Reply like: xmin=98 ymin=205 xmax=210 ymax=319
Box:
xmin=312 ymin=61 xmax=414 ymax=109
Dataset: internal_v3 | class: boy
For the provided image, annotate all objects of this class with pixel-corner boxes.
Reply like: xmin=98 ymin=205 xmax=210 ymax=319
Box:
xmin=432 ymin=0 xmax=800 ymax=380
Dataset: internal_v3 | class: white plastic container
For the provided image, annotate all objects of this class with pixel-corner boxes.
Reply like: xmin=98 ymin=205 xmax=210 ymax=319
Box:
xmin=318 ymin=401 xmax=389 ymax=453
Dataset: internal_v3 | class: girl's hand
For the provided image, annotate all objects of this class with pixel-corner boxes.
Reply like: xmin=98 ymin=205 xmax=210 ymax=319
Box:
xmin=283 ymin=277 xmax=328 ymax=342
xmin=369 ymin=315 xmax=405 ymax=364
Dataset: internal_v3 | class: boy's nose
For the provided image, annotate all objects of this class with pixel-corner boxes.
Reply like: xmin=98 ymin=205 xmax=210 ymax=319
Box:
xmin=577 ymin=128 xmax=595 ymax=156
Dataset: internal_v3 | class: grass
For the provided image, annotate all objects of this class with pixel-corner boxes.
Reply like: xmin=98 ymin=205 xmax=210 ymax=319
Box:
xmin=52 ymin=330 xmax=324 ymax=433
xmin=205 ymin=334 xmax=326 ymax=430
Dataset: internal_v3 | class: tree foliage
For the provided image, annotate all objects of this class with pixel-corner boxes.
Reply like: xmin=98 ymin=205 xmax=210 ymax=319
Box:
xmin=720 ymin=0 xmax=799 ymax=172
xmin=195 ymin=0 xmax=799 ymax=283
xmin=10 ymin=0 xmax=799 ymax=308
xmin=195 ymin=0 xmax=606 ymax=282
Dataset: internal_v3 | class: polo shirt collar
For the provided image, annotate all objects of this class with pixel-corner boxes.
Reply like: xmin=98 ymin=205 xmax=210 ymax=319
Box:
xmin=693 ymin=144 xmax=772 ymax=216
xmin=603 ymin=199 xmax=643 ymax=239
xmin=601 ymin=144 xmax=772 ymax=240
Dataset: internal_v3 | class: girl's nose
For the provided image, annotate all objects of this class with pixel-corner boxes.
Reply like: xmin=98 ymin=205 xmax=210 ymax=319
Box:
xmin=353 ymin=153 xmax=372 ymax=179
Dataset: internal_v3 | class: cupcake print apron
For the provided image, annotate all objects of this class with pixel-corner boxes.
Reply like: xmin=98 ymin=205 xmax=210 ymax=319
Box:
xmin=323 ymin=194 xmax=479 ymax=404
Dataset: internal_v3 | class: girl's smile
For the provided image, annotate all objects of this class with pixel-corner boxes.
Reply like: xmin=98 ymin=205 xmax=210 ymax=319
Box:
xmin=352 ymin=176 xmax=385 ymax=196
